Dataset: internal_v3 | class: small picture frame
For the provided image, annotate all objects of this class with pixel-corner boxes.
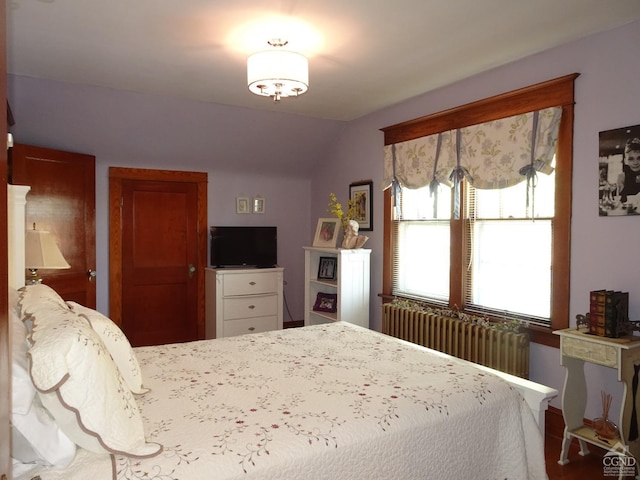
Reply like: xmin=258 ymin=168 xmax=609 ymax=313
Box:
xmin=236 ymin=196 xmax=250 ymax=214
xmin=313 ymin=292 xmax=337 ymax=313
xmin=349 ymin=180 xmax=373 ymax=231
xmin=253 ymin=196 xmax=265 ymax=214
xmin=317 ymin=256 xmax=337 ymax=280
xmin=312 ymin=218 xmax=341 ymax=248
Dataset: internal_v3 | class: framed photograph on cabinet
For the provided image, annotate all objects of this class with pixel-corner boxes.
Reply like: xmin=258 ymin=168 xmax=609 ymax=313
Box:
xmin=349 ymin=180 xmax=373 ymax=231
xmin=236 ymin=196 xmax=250 ymax=214
xmin=313 ymin=292 xmax=337 ymax=313
xmin=317 ymin=256 xmax=337 ymax=280
xmin=313 ymin=218 xmax=340 ymax=248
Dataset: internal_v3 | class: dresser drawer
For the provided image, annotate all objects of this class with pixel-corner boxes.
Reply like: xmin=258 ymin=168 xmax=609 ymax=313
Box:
xmin=223 ymin=272 xmax=279 ymax=296
xmin=223 ymin=294 xmax=278 ymax=320
xmin=562 ymin=336 xmax=619 ymax=368
xmin=223 ymin=316 xmax=278 ymax=337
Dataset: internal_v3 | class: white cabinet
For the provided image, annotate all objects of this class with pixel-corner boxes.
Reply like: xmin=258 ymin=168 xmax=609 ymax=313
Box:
xmin=205 ymin=267 xmax=284 ymax=339
xmin=304 ymin=247 xmax=371 ymax=328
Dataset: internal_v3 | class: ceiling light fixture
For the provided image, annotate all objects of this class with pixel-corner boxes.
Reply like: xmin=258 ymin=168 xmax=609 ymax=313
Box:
xmin=247 ymin=39 xmax=308 ymax=102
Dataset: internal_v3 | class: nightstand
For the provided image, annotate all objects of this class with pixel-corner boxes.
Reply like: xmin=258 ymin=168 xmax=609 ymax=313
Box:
xmin=555 ymin=328 xmax=640 ymax=470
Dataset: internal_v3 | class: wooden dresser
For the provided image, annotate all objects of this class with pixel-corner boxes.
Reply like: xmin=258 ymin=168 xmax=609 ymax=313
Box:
xmin=205 ymin=267 xmax=284 ymax=339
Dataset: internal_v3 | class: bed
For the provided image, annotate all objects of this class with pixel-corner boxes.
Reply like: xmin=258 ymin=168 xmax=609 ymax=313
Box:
xmin=9 ymin=282 xmax=556 ymax=480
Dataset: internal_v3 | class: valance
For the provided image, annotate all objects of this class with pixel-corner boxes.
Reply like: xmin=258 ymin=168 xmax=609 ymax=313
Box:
xmin=383 ymin=107 xmax=562 ymax=191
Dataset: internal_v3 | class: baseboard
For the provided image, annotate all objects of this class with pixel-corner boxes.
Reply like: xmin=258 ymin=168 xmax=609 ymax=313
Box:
xmin=546 ymin=405 xmax=566 ymax=439
xmin=284 ymin=320 xmax=304 ymax=329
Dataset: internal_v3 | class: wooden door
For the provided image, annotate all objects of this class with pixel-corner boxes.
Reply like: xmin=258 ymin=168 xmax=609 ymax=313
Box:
xmin=109 ymin=167 xmax=207 ymax=347
xmin=10 ymin=144 xmax=96 ymax=307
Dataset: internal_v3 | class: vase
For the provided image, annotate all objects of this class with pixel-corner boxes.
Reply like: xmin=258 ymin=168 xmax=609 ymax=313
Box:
xmin=594 ymin=417 xmax=619 ymax=440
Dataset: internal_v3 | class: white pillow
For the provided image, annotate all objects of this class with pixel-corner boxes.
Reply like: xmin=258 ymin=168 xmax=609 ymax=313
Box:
xmin=17 ymin=284 xmax=70 ymax=331
xmin=66 ymin=301 xmax=148 ymax=395
xmin=27 ymin=308 xmax=162 ymax=458
xmin=10 ymin=290 xmax=76 ymax=467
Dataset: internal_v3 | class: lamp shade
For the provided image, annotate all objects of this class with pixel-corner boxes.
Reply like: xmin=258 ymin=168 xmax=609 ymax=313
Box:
xmin=25 ymin=229 xmax=70 ymax=269
xmin=247 ymin=49 xmax=309 ymax=100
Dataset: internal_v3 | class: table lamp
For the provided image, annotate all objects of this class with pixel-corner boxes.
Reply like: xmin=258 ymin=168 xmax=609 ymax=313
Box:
xmin=25 ymin=224 xmax=70 ymax=285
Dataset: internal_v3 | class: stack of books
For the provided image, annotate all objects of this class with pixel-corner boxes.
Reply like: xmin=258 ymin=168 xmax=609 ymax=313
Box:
xmin=589 ymin=290 xmax=630 ymax=338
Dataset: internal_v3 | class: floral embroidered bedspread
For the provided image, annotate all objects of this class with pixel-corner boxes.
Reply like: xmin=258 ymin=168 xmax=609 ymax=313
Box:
xmin=24 ymin=322 xmax=546 ymax=479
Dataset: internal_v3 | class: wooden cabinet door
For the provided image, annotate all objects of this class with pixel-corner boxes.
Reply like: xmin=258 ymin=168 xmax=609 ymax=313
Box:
xmin=10 ymin=144 xmax=96 ymax=307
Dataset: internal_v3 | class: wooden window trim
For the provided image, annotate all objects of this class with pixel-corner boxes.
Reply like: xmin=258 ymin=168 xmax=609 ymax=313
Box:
xmin=381 ymin=74 xmax=579 ymax=348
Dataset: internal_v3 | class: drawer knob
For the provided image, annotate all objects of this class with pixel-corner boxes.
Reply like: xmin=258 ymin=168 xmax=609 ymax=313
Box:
xmin=249 ymin=281 xmax=256 ymax=286
xmin=248 ymin=327 xmax=255 ymax=331
xmin=248 ymin=305 xmax=256 ymax=309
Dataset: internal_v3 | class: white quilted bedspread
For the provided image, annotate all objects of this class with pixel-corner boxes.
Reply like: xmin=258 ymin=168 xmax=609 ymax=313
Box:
xmin=21 ymin=322 xmax=546 ymax=480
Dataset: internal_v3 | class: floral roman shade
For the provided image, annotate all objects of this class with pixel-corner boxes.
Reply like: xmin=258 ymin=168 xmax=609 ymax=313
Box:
xmin=383 ymin=107 xmax=563 ymax=192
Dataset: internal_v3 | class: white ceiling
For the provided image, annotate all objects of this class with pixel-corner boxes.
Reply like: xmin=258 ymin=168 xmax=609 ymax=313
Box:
xmin=7 ymin=0 xmax=640 ymax=121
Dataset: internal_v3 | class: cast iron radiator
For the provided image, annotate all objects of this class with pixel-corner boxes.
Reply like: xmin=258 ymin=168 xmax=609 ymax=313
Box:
xmin=382 ymin=303 xmax=529 ymax=378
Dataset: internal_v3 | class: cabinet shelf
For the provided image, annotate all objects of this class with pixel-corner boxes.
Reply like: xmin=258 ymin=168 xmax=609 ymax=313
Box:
xmin=309 ymin=310 xmax=338 ymax=322
xmin=303 ymin=247 xmax=371 ymax=328
xmin=569 ymin=425 xmax=617 ymax=450
xmin=310 ymin=278 xmax=337 ymax=288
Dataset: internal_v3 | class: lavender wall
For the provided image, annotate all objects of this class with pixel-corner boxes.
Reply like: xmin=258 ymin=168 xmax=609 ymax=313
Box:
xmin=8 ymin=19 xmax=640 ymax=419
xmin=7 ymin=77 xmax=344 ymax=323
xmin=312 ymin=20 xmax=640 ymax=417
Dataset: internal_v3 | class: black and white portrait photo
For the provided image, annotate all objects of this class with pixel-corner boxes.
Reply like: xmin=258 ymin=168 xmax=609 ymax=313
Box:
xmin=599 ymin=123 xmax=640 ymax=216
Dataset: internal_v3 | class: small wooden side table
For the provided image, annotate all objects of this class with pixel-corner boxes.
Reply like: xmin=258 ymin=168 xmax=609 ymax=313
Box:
xmin=555 ymin=328 xmax=640 ymax=473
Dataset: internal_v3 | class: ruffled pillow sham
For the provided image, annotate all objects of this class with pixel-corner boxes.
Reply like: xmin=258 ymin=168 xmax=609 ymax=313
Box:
xmin=66 ymin=301 xmax=148 ymax=395
xmin=10 ymin=289 xmax=76 ymax=468
xmin=26 ymin=300 xmax=162 ymax=457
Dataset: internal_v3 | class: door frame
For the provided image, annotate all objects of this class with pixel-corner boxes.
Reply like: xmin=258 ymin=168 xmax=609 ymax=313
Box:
xmin=109 ymin=167 xmax=208 ymax=338
xmin=1 ymin=1 xmax=10 ymax=475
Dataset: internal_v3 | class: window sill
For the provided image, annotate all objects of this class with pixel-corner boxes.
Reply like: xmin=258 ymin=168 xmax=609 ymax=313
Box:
xmin=380 ymin=293 xmax=561 ymax=348
xmin=527 ymin=324 xmax=560 ymax=349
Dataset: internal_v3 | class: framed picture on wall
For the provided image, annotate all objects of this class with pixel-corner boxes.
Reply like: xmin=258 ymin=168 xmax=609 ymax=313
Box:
xmin=349 ymin=180 xmax=373 ymax=231
xmin=253 ymin=196 xmax=265 ymax=214
xmin=598 ymin=123 xmax=640 ymax=216
xmin=236 ymin=196 xmax=250 ymax=214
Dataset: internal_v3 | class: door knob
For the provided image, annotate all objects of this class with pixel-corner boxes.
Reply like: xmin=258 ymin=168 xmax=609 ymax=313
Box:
xmin=87 ymin=269 xmax=97 ymax=282
xmin=188 ymin=264 xmax=196 ymax=279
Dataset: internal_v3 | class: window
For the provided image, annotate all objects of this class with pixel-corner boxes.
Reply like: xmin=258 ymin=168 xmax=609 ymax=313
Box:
xmin=465 ymin=173 xmax=555 ymax=322
xmin=393 ymin=184 xmax=451 ymax=302
xmin=382 ymin=74 xmax=578 ymax=346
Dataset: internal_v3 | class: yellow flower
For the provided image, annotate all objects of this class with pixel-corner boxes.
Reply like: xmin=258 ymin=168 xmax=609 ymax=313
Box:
xmin=328 ymin=192 xmax=357 ymax=231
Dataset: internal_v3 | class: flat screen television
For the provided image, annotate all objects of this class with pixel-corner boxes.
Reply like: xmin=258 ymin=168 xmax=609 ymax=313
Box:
xmin=210 ymin=226 xmax=277 ymax=268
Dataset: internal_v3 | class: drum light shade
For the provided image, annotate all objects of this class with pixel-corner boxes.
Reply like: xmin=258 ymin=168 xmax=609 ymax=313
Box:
xmin=247 ymin=41 xmax=308 ymax=102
